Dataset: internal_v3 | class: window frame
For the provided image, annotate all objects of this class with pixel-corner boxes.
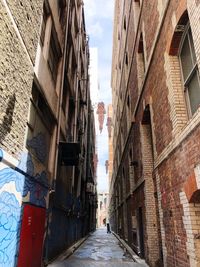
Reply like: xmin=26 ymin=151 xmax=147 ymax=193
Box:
xmin=48 ymin=23 xmax=62 ymax=84
xmin=179 ymin=23 xmax=200 ymax=117
xmin=40 ymin=0 xmax=50 ymax=47
xmin=27 ymin=81 xmax=55 ymax=168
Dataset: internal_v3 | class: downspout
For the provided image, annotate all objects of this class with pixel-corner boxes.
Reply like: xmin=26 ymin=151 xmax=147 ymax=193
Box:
xmin=80 ymin=33 xmax=90 ymax=235
xmin=73 ymin=2 xmax=83 ymax=142
xmin=44 ymin=0 xmax=71 ymax=263
xmin=83 ymin=25 xmax=91 ymax=234
xmin=72 ymin=2 xmax=83 ymax=191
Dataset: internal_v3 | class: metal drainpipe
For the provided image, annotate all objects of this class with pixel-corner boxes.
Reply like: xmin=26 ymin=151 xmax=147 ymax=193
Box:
xmin=44 ymin=0 xmax=71 ymax=263
xmin=72 ymin=2 xmax=83 ymax=191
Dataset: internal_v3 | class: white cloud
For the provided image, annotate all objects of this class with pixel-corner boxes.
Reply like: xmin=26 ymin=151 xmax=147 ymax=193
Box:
xmin=88 ymin=22 xmax=103 ymax=39
xmin=96 ymin=114 xmax=109 ymax=192
xmin=84 ymin=0 xmax=114 ymax=20
xmin=98 ymin=65 xmax=112 ymax=104
xmin=83 ymin=0 xmax=114 ymax=193
xmin=84 ymin=0 xmax=96 ymax=18
xmin=97 ymin=164 xmax=109 ymax=192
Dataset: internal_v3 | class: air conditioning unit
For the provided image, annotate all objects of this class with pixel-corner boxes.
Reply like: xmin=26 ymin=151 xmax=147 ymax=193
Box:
xmin=59 ymin=142 xmax=80 ymax=166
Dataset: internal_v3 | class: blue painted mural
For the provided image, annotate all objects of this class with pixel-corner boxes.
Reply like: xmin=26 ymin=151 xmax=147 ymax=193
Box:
xmin=27 ymin=132 xmax=47 ymax=164
xmin=0 ymin=133 xmax=49 ymax=267
xmin=0 ymin=191 xmax=21 ymax=267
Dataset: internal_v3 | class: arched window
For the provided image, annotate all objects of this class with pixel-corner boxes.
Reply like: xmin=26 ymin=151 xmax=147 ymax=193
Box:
xmin=137 ymin=33 xmax=145 ymax=91
xmin=179 ymin=23 xmax=200 ymax=115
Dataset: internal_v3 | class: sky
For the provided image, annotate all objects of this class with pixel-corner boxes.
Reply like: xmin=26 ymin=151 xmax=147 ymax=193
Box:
xmin=84 ymin=0 xmax=114 ymax=192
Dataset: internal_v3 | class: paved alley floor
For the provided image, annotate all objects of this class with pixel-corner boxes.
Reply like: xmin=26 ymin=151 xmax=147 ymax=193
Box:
xmin=48 ymin=228 xmax=146 ymax=267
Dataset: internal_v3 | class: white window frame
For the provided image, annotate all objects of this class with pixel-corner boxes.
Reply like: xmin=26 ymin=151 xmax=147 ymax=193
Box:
xmin=179 ymin=23 xmax=200 ymax=117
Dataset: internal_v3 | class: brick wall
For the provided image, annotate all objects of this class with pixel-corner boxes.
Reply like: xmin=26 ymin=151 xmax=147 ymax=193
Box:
xmin=140 ymin=122 xmax=160 ymax=266
xmin=111 ymin=0 xmax=200 ymax=266
xmin=0 ymin=1 xmax=41 ymax=159
xmin=156 ymin=124 xmax=200 ymax=267
xmin=6 ymin=0 xmax=43 ymax=63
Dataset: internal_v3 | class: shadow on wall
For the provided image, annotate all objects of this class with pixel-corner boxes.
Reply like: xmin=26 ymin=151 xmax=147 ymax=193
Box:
xmin=0 ymin=93 xmax=16 ymax=143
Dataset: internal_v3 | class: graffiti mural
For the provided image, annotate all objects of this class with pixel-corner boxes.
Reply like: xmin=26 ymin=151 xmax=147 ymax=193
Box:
xmin=0 ymin=133 xmax=49 ymax=267
xmin=0 ymin=191 xmax=21 ymax=267
xmin=27 ymin=132 xmax=47 ymax=164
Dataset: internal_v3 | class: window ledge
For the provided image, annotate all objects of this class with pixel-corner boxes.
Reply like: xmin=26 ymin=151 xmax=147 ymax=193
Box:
xmin=155 ymin=107 xmax=200 ymax=168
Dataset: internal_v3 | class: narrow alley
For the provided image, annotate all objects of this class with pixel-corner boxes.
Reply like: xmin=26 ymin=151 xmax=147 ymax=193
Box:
xmin=1 ymin=0 xmax=200 ymax=267
xmin=48 ymin=228 xmax=146 ymax=267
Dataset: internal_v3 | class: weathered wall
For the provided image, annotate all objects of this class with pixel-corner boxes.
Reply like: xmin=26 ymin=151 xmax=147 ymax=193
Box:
xmin=6 ymin=0 xmax=43 ymax=63
xmin=111 ymin=0 xmax=200 ymax=266
xmin=0 ymin=148 xmax=48 ymax=267
xmin=0 ymin=1 xmax=43 ymax=159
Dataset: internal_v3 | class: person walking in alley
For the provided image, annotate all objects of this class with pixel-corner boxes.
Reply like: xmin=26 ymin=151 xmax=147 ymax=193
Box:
xmin=107 ymin=222 xmax=111 ymax=233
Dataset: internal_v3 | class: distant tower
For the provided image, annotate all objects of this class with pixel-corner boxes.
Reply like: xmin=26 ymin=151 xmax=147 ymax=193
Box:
xmin=96 ymin=102 xmax=106 ymax=133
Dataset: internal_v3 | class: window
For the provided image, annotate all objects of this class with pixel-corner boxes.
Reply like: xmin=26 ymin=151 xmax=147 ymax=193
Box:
xmin=119 ymin=60 xmax=121 ymax=70
xmin=118 ymin=31 xmax=120 ymax=40
xmin=137 ymin=33 xmax=145 ymax=90
xmin=133 ymin=0 xmax=140 ymax=31
xmin=58 ymin=0 xmax=66 ymax=26
xmin=48 ymin=24 xmax=61 ymax=83
xmin=135 ymin=0 xmax=141 ymax=6
xmin=66 ymin=97 xmax=75 ymax=142
xmin=127 ymin=95 xmax=130 ymax=108
xmin=40 ymin=1 xmax=50 ymax=46
xmin=27 ymin=82 xmax=54 ymax=168
xmin=123 ymin=16 xmax=127 ymax=30
xmin=179 ymin=24 xmax=200 ymax=115
xmin=125 ymin=52 xmax=128 ymax=66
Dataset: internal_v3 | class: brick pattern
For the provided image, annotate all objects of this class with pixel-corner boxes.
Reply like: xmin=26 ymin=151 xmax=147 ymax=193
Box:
xmin=6 ymin=0 xmax=43 ymax=63
xmin=155 ymin=169 xmax=167 ymax=267
xmin=129 ymin=161 xmax=136 ymax=192
xmin=110 ymin=1 xmax=200 ymax=267
xmin=140 ymin=123 xmax=160 ymax=266
xmin=180 ymin=191 xmax=200 ymax=267
xmin=164 ymin=52 xmax=188 ymax=137
xmin=156 ymin=121 xmax=200 ymax=267
xmin=187 ymin=0 xmax=200 ymax=70
xmin=136 ymin=53 xmax=145 ymax=93
xmin=142 ymin=0 xmax=159 ymax=62
xmin=0 ymin=1 xmax=34 ymax=159
xmin=155 ymin=108 xmax=200 ymax=169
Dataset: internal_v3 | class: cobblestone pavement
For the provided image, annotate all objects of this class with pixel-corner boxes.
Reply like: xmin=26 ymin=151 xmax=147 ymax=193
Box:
xmin=48 ymin=228 xmax=146 ymax=267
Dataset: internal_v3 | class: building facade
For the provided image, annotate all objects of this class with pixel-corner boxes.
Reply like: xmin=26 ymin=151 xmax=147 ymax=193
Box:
xmin=107 ymin=104 xmax=113 ymax=187
xmin=110 ymin=0 xmax=200 ymax=267
xmin=97 ymin=191 xmax=109 ymax=227
xmin=0 ymin=0 xmax=97 ymax=266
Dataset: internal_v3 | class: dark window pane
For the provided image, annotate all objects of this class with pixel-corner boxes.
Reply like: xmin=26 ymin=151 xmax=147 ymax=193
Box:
xmin=40 ymin=2 xmax=49 ymax=46
xmin=48 ymin=26 xmax=61 ymax=83
xmin=188 ymin=71 xmax=200 ymax=114
xmin=180 ymin=35 xmax=193 ymax=81
xmin=188 ymin=28 xmax=197 ymax=64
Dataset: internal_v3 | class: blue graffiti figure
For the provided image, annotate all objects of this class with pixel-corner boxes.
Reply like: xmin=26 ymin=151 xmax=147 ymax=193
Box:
xmin=17 ymin=152 xmax=48 ymax=207
xmin=0 ymin=149 xmax=49 ymax=267
xmin=0 ymin=192 xmax=21 ymax=267
xmin=27 ymin=132 xmax=47 ymax=164
xmin=23 ymin=170 xmax=48 ymax=207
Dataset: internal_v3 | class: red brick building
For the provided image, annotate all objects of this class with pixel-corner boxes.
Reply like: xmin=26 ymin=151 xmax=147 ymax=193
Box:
xmin=109 ymin=1 xmax=200 ymax=266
